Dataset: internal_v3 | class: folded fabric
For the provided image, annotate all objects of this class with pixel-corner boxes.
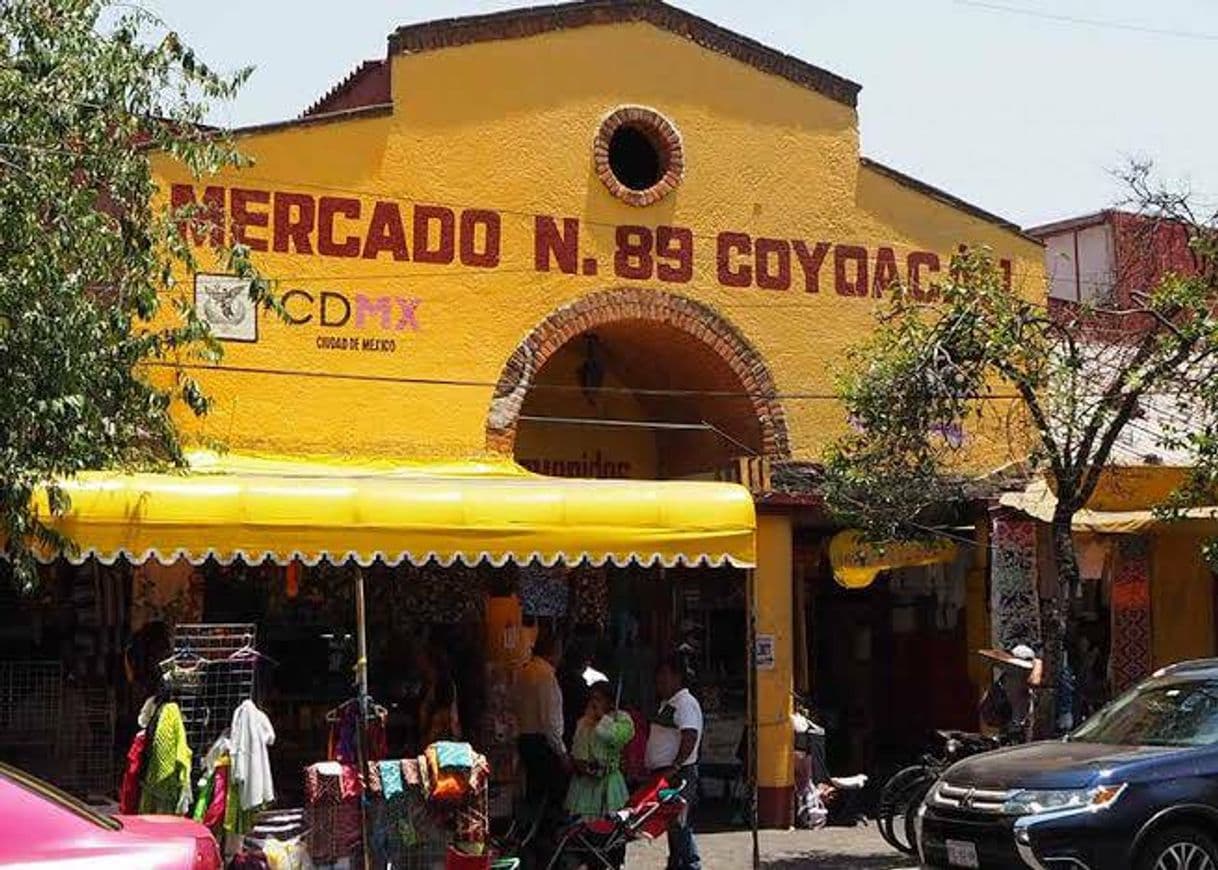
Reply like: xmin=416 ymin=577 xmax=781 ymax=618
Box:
xmin=434 ymin=741 xmax=474 ymax=771
xmin=402 ymin=757 xmax=421 ymax=789
xmin=304 ymin=761 xmax=362 ymax=806
xmin=427 ymin=745 xmax=470 ymax=805
xmin=417 ymin=754 xmax=432 ymax=798
xmin=365 ymin=761 xmax=382 ymax=797
xmin=379 ymin=760 xmax=404 ymax=801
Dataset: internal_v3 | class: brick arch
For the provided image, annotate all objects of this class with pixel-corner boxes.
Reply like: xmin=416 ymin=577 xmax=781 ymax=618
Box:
xmin=485 ymin=288 xmax=790 ymax=457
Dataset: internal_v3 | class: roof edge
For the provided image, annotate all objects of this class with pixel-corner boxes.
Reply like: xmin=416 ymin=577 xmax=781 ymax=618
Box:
xmin=228 ymin=102 xmax=394 ymax=139
xmin=859 ymin=156 xmax=1041 ymax=246
xmin=1024 ymin=210 xmax=1113 ymax=238
xmin=388 ymin=0 xmax=862 ymax=109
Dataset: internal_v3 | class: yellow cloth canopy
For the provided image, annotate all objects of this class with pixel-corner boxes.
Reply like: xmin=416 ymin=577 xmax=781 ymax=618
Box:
xmin=31 ymin=452 xmax=756 ymax=568
xmin=829 ymin=529 xmax=958 ymax=589
xmin=999 ymin=476 xmax=1218 ymax=534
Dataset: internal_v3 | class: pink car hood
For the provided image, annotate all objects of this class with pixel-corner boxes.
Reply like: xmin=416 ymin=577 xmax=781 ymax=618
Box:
xmin=0 ymin=775 xmax=214 ymax=869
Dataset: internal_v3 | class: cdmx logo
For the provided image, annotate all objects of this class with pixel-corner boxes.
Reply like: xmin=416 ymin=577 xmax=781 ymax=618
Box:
xmin=280 ymin=290 xmax=421 ymax=331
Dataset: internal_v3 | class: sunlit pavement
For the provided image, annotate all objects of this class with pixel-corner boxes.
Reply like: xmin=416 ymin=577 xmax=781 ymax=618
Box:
xmin=625 ymin=824 xmax=915 ymax=868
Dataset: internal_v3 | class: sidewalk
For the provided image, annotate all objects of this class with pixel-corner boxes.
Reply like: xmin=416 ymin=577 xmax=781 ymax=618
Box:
xmin=625 ymin=824 xmax=915 ymax=869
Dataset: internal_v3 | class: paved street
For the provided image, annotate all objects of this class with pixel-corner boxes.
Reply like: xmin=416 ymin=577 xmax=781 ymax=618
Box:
xmin=625 ymin=825 xmax=913 ymax=869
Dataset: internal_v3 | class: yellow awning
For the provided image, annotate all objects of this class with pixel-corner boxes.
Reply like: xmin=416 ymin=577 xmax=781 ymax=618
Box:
xmin=829 ymin=529 xmax=957 ymax=589
xmin=999 ymin=476 xmax=1218 ymax=534
xmin=31 ymin=452 xmax=756 ymax=568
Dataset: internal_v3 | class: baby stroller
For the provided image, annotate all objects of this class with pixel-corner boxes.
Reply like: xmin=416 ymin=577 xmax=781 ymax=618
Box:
xmin=544 ymin=776 xmax=687 ymax=870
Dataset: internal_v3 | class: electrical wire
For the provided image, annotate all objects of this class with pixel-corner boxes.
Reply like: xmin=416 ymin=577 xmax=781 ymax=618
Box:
xmin=953 ymin=0 xmax=1218 ymax=41
xmin=144 ymin=359 xmax=1027 ymax=401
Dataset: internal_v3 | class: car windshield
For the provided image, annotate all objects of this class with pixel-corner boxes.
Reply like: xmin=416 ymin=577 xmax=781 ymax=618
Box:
xmin=0 ymin=762 xmax=120 ymax=831
xmin=1072 ymin=678 xmax=1218 ymax=747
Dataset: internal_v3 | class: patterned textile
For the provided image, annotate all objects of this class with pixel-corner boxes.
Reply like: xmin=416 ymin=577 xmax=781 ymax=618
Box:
xmin=380 ymin=760 xmax=403 ymax=800
xmin=990 ymin=515 xmax=1041 ymax=650
xmin=327 ymin=701 xmax=388 ymax=764
xmin=435 ymin=741 xmax=474 ymax=771
xmin=304 ymin=762 xmax=363 ymax=864
xmin=1111 ymin=537 xmax=1153 ymax=693
xmin=453 ymin=754 xmax=490 ymax=846
xmin=139 ymin=702 xmax=192 ymax=815
xmin=570 ymin=564 xmax=609 ymax=629
xmin=519 ymin=563 xmax=568 ymax=617
xmin=402 ymin=562 xmax=485 ymax=624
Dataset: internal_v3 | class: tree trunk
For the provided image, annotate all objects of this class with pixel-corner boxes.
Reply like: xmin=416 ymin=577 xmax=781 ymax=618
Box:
xmin=1032 ymin=515 xmax=1079 ymax=739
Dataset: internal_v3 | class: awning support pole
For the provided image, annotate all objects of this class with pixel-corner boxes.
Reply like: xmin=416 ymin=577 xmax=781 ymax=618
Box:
xmin=354 ymin=565 xmax=371 ymax=870
xmin=747 ymin=567 xmax=760 ymax=870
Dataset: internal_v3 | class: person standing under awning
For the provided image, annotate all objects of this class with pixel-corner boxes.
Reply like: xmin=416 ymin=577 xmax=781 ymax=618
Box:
xmin=515 ymin=630 xmax=570 ymax=854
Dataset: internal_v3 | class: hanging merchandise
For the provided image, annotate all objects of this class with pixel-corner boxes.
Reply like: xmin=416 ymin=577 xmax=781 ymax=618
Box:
xmin=138 ymin=698 xmax=193 ymax=815
xmin=305 ymin=761 xmax=364 ymax=865
xmin=326 ymin=698 xmax=388 ymax=764
xmin=191 ymin=735 xmax=231 ymax=830
xmin=405 ymin=562 xmax=485 ymax=624
xmin=1077 ymin=535 xmax=1111 ymax=581
xmin=519 ymin=563 xmax=568 ymax=618
xmin=118 ymin=729 xmax=148 ymax=815
xmin=1111 ymin=537 xmax=1153 ymax=694
xmin=231 ymin=698 xmax=276 ymax=813
xmin=570 ymin=563 xmax=609 ymax=630
xmin=990 ymin=515 xmax=1042 ymax=651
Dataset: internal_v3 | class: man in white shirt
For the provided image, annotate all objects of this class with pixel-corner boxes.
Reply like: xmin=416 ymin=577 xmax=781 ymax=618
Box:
xmin=514 ymin=631 xmax=569 ymax=853
xmin=645 ymin=654 xmax=703 ymax=870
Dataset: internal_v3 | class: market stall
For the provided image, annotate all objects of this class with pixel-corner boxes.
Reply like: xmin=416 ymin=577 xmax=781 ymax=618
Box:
xmin=23 ymin=450 xmax=757 ymax=866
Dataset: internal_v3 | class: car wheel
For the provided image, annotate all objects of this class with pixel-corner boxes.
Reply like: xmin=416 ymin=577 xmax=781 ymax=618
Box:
xmin=1139 ymin=826 xmax=1218 ymax=870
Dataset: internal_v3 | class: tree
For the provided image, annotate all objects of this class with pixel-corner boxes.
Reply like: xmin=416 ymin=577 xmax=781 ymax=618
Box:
xmin=0 ymin=0 xmax=271 ymax=586
xmin=821 ymin=167 xmax=1218 ymax=737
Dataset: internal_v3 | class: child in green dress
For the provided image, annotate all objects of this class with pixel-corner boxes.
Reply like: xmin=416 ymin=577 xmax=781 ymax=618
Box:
xmin=565 ymin=681 xmax=635 ymax=822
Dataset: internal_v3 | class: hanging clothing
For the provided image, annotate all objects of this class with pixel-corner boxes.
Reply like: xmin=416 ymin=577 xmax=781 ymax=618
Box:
xmin=119 ymin=730 xmax=148 ymax=814
xmin=565 ymin=711 xmax=635 ymax=820
xmin=139 ymin=701 xmax=192 ymax=815
xmin=990 ymin=515 xmax=1042 ymax=650
xmin=327 ymin=700 xmax=388 ymax=764
xmin=191 ymin=738 xmax=232 ymax=830
xmin=621 ymin=709 xmax=649 ymax=784
xmin=191 ymin=771 xmax=214 ymax=822
xmin=231 ymin=699 xmax=276 ymax=811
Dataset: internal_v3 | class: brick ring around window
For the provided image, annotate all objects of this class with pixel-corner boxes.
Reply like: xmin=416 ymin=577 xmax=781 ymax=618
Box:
xmin=593 ymin=106 xmax=684 ymax=207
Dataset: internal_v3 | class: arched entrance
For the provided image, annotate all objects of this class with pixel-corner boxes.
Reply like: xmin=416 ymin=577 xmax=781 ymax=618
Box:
xmin=485 ymin=288 xmax=789 ymax=479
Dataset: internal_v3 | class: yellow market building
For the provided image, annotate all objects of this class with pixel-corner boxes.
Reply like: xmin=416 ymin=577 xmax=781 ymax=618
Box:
xmin=41 ymin=1 xmax=1046 ymax=828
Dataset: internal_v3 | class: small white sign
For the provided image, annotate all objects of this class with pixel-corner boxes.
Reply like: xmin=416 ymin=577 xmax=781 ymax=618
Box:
xmin=755 ymin=634 xmax=775 ymax=670
xmin=195 ymin=274 xmax=256 ymax=342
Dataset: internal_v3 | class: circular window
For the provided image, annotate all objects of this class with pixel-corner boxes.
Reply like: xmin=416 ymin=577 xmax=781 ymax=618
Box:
xmin=594 ymin=106 xmax=683 ymax=207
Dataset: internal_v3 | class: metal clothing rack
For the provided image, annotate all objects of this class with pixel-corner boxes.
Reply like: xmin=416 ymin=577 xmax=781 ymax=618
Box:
xmin=170 ymin=623 xmax=258 ymax=772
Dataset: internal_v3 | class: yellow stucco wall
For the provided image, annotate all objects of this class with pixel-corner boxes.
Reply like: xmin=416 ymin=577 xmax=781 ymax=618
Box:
xmin=1151 ymin=533 xmax=1214 ymax=667
xmin=152 ymin=20 xmax=1043 ymax=465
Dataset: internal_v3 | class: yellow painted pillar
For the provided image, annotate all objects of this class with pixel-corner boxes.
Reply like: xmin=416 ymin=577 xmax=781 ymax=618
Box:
xmin=965 ymin=520 xmax=991 ymax=704
xmin=755 ymin=512 xmax=794 ymax=828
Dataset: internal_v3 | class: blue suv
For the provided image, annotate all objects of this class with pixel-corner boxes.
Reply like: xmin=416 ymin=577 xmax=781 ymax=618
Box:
xmin=919 ymin=659 xmax=1218 ymax=869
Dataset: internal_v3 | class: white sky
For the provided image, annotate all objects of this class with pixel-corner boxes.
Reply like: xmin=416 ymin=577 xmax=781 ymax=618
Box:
xmin=140 ymin=0 xmax=1218 ymax=229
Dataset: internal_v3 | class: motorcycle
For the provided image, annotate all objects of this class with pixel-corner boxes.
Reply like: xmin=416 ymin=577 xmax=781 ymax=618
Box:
xmin=876 ymin=649 xmax=1032 ymax=856
xmin=876 ymin=729 xmax=1011 ymax=855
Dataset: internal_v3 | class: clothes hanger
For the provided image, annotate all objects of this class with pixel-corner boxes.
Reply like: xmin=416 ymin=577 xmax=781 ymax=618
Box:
xmin=324 ymin=697 xmax=389 ymax=722
xmin=159 ymin=646 xmax=207 ymax=671
xmin=228 ymin=634 xmax=279 ymax=667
